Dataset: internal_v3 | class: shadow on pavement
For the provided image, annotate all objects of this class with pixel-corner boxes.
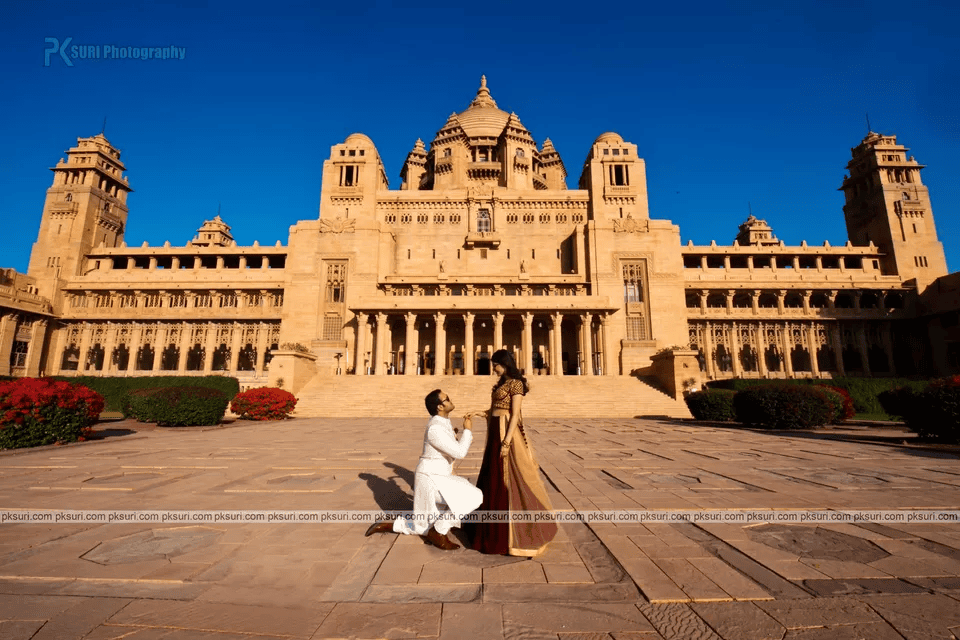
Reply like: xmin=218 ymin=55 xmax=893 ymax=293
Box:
xmin=359 ymin=462 xmax=415 ymax=511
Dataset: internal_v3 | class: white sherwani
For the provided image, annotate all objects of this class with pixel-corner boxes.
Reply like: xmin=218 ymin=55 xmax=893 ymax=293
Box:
xmin=393 ymin=414 xmax=483 ymax=535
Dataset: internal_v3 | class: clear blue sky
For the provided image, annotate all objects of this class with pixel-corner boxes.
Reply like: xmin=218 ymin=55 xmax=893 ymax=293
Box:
xmin=2 ymin=1 xmax=957 ymax=273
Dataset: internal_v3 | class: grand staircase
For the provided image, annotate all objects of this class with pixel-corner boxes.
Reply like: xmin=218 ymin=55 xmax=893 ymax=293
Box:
xmin=292 ymin=375 xmax=693 ymax=419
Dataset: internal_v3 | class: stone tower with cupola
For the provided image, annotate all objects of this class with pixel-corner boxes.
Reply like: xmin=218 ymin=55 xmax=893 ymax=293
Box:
xmin=27 ymin=133 xmax=132 ymax=302
xmin=840 ymin=132 xmax=948 ymax=290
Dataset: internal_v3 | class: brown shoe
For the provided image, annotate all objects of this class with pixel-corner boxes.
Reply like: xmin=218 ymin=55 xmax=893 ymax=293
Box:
xmin=365 ymin=520 xmax=394 ymax=537
xmin=423 ymin=528 xmax=460 ymax=550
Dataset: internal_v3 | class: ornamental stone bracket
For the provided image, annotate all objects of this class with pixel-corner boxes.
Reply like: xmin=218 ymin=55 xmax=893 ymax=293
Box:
xmin=267 ymin=349 xmax=317 ymax=395
xmin=319 ymin=217 xmax=357 ymax=234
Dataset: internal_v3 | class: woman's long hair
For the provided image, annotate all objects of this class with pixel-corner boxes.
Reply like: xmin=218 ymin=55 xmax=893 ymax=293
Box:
xmin=491 ymin=349 xmax=529 ymax=394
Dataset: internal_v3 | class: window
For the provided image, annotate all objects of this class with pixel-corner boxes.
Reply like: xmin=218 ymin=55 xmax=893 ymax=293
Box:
xmin=516 ymin=149 xmax=525 ymax=158
xmin=476 ymin=209 xmax=491 ymax=233
xmin=610 ymin=164 xmax=629 ymax=186
xmin=480 ymin=249 xmax=488 ymax=259
xmin=340 ymin=165 xmax=357 ymax=186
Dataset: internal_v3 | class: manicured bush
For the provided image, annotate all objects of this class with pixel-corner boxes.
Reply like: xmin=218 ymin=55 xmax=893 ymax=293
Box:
xmin=52 ymin=375 xmax=239 ymax=414
xmin=0 ymin=378 xmax=105 ymax=449
xmin=125 ymin=388 xmax=167 ymax=423
xmin=231 ymin=387 xmax=297 ymax=421
xmin=127 ymin=386 xmax=228 ymax=427
xmin=685 ymin=389 xmax=737 ymax=421
xmin=904 ymin=375 xmax=960 ymax=442
xmin=707 ymin=376 xmax=928 ymax=418
xmin=817 ymin=386 xmax=855 ymax=423
xmin=733 ymin=385 xmax=835 ymax=429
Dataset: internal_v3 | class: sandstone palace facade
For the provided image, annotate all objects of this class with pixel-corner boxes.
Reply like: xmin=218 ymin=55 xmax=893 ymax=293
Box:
xmin=2 ymin=77 xmax=959 ymax=408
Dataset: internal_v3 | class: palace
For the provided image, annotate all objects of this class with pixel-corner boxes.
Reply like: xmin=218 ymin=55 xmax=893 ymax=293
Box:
xmin=2 ymin=77 xmax=958 ymax=416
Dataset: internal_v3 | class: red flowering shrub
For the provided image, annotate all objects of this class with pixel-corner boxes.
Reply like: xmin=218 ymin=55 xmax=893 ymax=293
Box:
xmin=0 ymin=378 xmax=105 ymax=449
xmin=230 ymin=387 xmax=297 ymax=421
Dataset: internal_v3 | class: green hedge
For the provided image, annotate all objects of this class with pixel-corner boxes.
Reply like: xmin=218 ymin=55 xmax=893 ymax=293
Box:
xmin=891 ymin=376 xmax=960 ymax=442
xmin=126 ymin=386 xmax=229 ymax=427
xmin=684 ymin=389 xmax=737 ymax=421
xmin=707 ymin=377 xmax=929 ymax=416
xmin=48 ymin=376 xmax=239 ymax=414
xmin=733 ymin=385 xmax=836 ymax=429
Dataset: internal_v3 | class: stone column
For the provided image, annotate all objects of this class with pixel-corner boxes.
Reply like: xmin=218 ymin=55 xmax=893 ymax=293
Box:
xmin=77 ymin=322 xmax=94 ymax=373
xmin=228 ymin=322 xmax=243 ymax=373
xmin=581 ymin=313 xmax=594 ymax=375
xmin=493 ymin=312 xmax=504 ymax=351
xmin=881 ymin=323 xmax=896 ymax=373
xmin=703 ymin=322 xmax=715 ymax=379
xmin=102 ymin=323 xmax=119 ymax=374
xmin=355 ymin=312 xmax=368 ymax=375
xmin=434 ymin=312 xmax=446 ymax=375
xmin=255 ymin=322 xmax=269 ymax=378
xmin=464 ymin=312 xmax=475 ymax=376
xmin=782 ymin=324 xmax=795 ymax=377
xmin=375 ymin=313 xmax=388 ymax=375
xmin=48 ymin=324 xmax=67 ymax=376
xmin=831 ymin=324 xmax=846 ymax=376
xmin=730 ymin=322 xmax=743 ymax=377
xmin=404 ymin=312 xmax=418 ymax=375
xmin=776 ymin=290 xmax=786 ymax=314
xmin=807 ymin=324 xmax=821 ymax=377
xmin=202 ymin=324 xmax=215 ymax=373
xmin=178 ymin=322 xmax=191 ymax=373
xmin=24 ymin=319 xmax=47 ymax=377
xmin=550 ymin=312 xmax=562 ymax=376
xmin=756 ymin=324 xmax=769 ymax=377
xmin=856 ymin=324 xmax=871 ymax=375
xmin=601 ymin=312 xmax=615 ymax=375
xmin=0 ymin=314 xmax=18 ymax=376
xmin=521 ymin=312 xmax=534 ymax=375
xmin=751 ymin=290 xmax=760 ymax=316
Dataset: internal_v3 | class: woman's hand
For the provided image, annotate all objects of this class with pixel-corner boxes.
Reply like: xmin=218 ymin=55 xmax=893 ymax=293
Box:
xmin=500 ymin=438 xmax=512 ymax=458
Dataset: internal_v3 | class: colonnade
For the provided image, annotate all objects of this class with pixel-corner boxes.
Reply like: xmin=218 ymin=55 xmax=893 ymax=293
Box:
xmin=353 ymin=310 xmax=617 ymax=376
xmin=52 ymin=321 xmax=280 ymax=377
xmin=690 ymin=320 xmax=897 ymax=379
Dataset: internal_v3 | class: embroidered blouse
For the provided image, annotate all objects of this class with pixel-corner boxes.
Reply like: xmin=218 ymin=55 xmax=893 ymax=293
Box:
xmin=491 ymin=378 xmax=525 ymax=410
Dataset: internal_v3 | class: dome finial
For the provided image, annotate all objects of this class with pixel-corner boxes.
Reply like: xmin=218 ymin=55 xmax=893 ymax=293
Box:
xmin=469 ymin=75 xmax=498 ymax=109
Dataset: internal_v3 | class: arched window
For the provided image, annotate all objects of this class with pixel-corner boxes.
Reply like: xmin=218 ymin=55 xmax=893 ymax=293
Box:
xmin=65 ymin=193 xmax=73 ymax=202
xmin=476 ymin=209 xmax=491 ymax=233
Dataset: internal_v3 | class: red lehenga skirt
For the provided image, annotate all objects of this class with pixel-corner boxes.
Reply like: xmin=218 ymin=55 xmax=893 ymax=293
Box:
xmin=467 ymin=413 xmax=557 ymax=556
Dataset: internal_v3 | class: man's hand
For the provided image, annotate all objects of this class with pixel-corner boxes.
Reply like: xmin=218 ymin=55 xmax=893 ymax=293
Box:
xmin=462 ymin=415 xmax=473 ymax=431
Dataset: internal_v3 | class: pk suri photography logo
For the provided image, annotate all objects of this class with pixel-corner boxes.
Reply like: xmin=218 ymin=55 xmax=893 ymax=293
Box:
xmin=44 ymin=37 xmax=186 ymax=67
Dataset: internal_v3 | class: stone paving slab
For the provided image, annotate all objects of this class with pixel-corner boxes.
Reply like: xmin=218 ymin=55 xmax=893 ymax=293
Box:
xmin=1 ymin=416 xmax=960 ymax=638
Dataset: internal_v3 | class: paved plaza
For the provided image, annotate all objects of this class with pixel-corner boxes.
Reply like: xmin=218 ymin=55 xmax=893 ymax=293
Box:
xmin=2 ymin=414 xmax=960 ymax=639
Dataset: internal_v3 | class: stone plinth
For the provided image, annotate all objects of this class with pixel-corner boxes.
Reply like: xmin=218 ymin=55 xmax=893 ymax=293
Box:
xmin=267 ymin=349 xmax=317 ymax=395
xmin=650 ymin=348 xmax=701 ymax=401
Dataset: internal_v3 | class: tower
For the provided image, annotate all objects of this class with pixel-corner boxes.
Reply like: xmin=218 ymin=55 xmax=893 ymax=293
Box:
xmin=27 ymin=133 xmax=132 ymax=298
xmin=839 ymin=132 xmax=947 ymax=289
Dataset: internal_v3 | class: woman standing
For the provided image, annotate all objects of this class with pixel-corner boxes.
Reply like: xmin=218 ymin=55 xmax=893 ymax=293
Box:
xmin=468 ymin=349 xmax=557 ymax=556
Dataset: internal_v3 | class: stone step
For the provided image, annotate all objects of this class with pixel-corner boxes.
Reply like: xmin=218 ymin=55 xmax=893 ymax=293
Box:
xmin=292 ymin=375 xmax=693 ymax=418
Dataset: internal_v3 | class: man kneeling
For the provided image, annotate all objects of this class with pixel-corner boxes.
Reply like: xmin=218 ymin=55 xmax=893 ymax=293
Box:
xmin=366 ymin=389 xmax=483 ymax=550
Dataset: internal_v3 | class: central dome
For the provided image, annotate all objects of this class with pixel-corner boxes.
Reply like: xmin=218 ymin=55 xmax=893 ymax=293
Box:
xmin=454 ymin=76 xmax=510 ymax=138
